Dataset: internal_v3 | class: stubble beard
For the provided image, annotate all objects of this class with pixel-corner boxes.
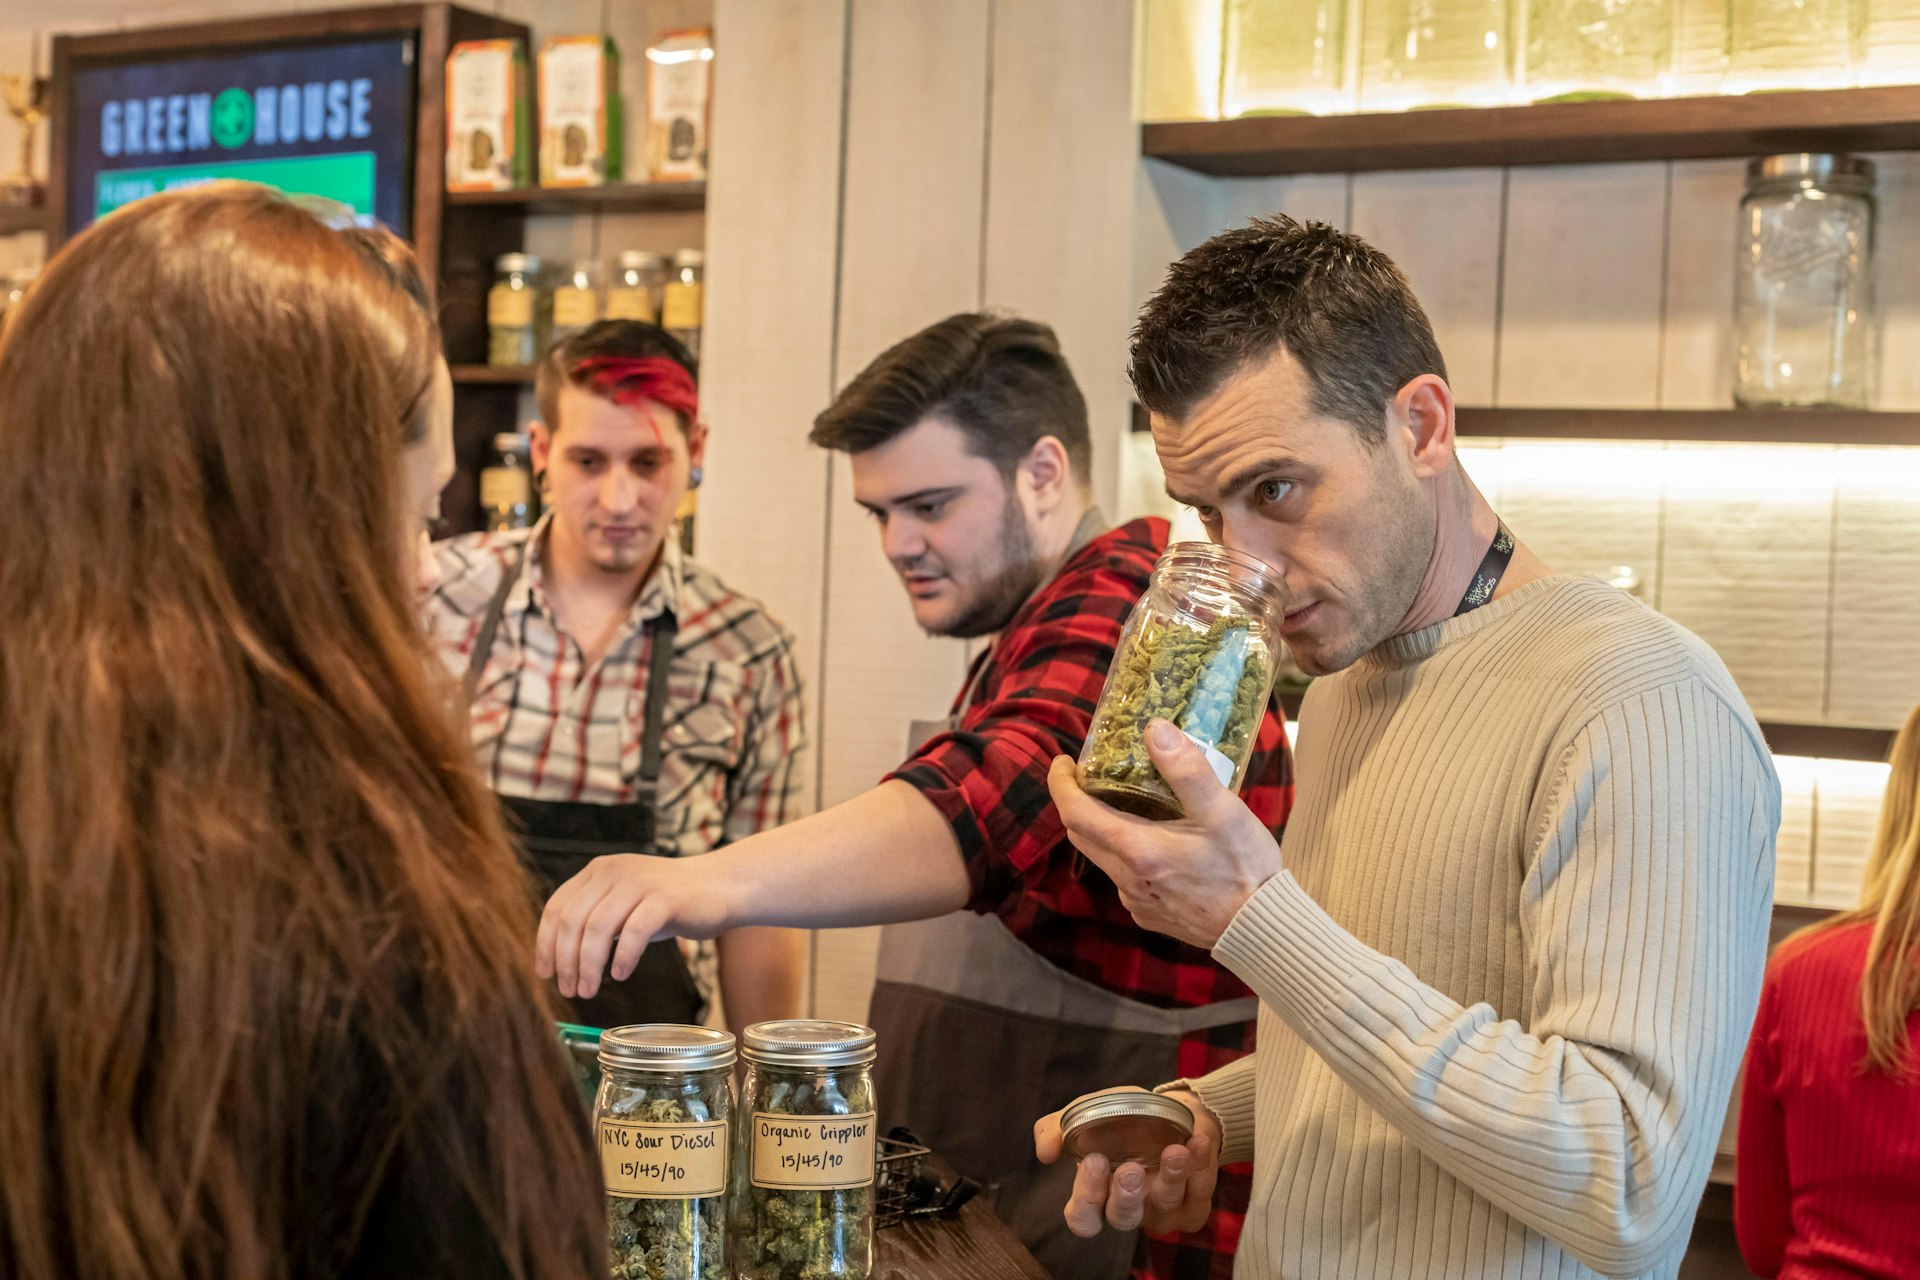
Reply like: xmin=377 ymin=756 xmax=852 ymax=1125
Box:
xmin=928 ymin=497 xmax=1046 ymax=640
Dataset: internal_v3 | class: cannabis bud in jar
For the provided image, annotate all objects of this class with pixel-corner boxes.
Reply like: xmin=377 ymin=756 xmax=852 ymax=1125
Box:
xmin=1077 ymin=542 xmax=1286 ymax=820
xmin=733 ymin=1020 xmax=878 ymax=1280
xmin=595 ymin=1025 xmax=735 ymax=1280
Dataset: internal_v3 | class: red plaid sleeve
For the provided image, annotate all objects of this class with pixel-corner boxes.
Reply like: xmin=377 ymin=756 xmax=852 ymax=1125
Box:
xmin=885 ymin=520 xmax=1162 ymax=912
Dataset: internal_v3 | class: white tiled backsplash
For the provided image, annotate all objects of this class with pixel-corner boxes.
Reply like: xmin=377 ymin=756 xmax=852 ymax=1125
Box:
xmin=1459 ymin=440 xmax=1920 ymax=730
xmin=1461 ymin=439 xmax=1906 ymax=912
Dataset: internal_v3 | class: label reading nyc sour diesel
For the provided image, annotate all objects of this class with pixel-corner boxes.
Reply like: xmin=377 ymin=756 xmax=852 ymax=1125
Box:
xmin=600 ymin=1119 xmax=728 ymax=1199
xmin=749 ymin=1112 xmax=876 ymax=1190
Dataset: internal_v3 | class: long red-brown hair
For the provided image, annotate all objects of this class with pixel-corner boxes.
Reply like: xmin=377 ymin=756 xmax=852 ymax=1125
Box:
xmin=0 ymin=186 xmax=604 ymax=1278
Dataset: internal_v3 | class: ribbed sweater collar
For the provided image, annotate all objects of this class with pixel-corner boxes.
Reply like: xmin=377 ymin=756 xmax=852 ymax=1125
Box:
xmin=1361 ymin=574 xmax=1585 ymax=669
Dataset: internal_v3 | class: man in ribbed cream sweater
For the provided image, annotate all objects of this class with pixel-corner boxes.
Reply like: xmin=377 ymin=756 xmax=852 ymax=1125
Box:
xmin=1037 ymin=217 xmax=1780 ymax=1279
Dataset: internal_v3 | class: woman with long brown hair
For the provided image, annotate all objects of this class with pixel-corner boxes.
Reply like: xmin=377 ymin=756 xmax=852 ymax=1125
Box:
xmin=1736 ymin=701 xmax=1920 ymax=1278
xmin=0 ymin=185 xmax=604 ymax=1279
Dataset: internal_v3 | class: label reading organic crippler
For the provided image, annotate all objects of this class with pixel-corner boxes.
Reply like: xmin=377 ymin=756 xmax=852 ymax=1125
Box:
xmin=599 ymin=1119 xmax=728 ymax=1199
xmin=749 ymin=1111 xmax=876 ymax=1191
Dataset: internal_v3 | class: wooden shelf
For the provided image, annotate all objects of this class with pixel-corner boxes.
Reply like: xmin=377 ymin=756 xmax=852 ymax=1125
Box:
xmin=1771 ymin=901 xmax=1840 ymax=930
xmin=451 ymin=364 xmax=535 ymax=385
xmin=1456 ymin=407 xmax=1920 ymax=447
xmin=1143 ymin=85 xmax=1920 ymax=176
xmin=1757 ymin=721 xmax=1896 ymax=761
xmin=0 ymin=205 xmax=49 ymax=236
xmin=445 ymin=181 xmax=705 ymax=215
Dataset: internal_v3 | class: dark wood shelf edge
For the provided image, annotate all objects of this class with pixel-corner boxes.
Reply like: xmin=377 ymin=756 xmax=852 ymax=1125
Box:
xmin=1456 ymin=407 xmax=1920 ymax=447
xmin=1757 ymin=721 xmax=1896 ymax=761
xmin=1144 ymin=85 xmax=1920 ymax=176
xmin=445 ymin=181 xmax=705 ymax=214
xmin=451 ymin=364 xmax=535 ymax=385
xmin=0 ymin=206 xmax=49 ymax=236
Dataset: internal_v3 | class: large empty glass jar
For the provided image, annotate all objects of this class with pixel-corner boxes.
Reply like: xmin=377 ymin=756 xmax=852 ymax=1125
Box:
xmin=1735 ymin=154 xmax=1876 ymax=410
xmin=1360 ymin=0 xmax=1513 ymax=109
xmin=1224 ymin=0 xmax=1354 ymax=115
xmin=1521 ymin=0 xmax=1674 ymax=99
xmin=1727 ymin=0 xmax=1863 ymax=91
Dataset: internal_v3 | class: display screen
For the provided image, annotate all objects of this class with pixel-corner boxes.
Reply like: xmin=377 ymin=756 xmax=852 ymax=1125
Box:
xmin=65 ymin=36 xmax=416 ymax=236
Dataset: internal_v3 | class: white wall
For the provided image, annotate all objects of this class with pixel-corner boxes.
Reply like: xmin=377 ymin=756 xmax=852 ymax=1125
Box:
xmin=699 ymin=0 xmax=1140 ymax=1021
xmin=9 ymin=0 xmax=1906 ymax=1006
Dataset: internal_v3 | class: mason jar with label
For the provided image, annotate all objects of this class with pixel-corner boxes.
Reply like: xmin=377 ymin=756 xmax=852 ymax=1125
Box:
xmin=734 ymin=1020 xmax=877 ymax=1280
xmin=550 ymin=257 xmax=602 ymax=348
xmin=595 ymin=1025 xmax=735 ymax=1280
xmin=1077 ymin=542 xmax=1287 ymax=821
xmin=1735 ymin=154 xmax=1877 ymax=409
xmin=606 ymin=249 xmax=669 ymax=324
xmin=487 ymin=253 xmax=550 ymax=368
xmin=480 ymin=432 xmax=536 ymax=532
xmin=663 ymin=248 xmax=704 ymax=361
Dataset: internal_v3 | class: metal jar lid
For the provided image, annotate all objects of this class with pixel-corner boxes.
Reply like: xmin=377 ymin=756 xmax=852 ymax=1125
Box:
xmin=496 ymin=252 xmax=542 ymax=273
xmin=1746 ymin=153 xmax=1876 ymax=195
xmin=740 ymin=1019 xmax=877 ymax=1069
xmin=673 ymin=248 xmax=705 ymax=269
xmin=1059 ymin=1089 xmax=1195 ymax=1169
xmin=616 ymin=249 xmax=667 ymax=269
xmin=598 ymin=1024 xmax=737 ymax=1073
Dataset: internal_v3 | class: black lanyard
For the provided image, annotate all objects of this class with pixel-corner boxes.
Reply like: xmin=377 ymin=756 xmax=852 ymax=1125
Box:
xmin=1454 ymin=522 xmax=1514 ymax=617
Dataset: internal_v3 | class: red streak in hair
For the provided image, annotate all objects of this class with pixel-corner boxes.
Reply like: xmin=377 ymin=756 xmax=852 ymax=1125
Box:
xmin=570 ymin=357 xmax=698 ymax=444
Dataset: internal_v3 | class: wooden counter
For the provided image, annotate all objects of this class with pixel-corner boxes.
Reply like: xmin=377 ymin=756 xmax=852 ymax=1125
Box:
xmin=874 ymin=1187 xmax=1049 ymax=1280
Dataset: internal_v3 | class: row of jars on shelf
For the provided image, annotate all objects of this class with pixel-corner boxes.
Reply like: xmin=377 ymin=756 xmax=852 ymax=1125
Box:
xmin=1204 ymin=0 xmax=1920 ymax=117
xmin=487 ymin=248 xmax=704 ymax=369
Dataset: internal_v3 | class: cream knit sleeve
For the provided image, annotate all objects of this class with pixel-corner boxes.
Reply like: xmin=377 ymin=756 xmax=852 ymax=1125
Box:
xmin=1162 ymin=1053 xmax=1260 ymax=1165
xmin=1211 ymin=681 xmax=1778 ymax=1277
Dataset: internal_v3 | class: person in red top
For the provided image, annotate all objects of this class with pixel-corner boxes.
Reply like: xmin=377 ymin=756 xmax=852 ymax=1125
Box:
xmin=1736 ymin=699 xmax=1920 ymax=1279
xmin=539 ymin=312 xmax=1293 ymax=1279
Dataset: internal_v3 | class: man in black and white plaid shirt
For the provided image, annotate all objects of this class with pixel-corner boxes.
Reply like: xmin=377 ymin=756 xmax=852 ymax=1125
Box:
xmin=424 ymin=319 xmax=807 ymax=1036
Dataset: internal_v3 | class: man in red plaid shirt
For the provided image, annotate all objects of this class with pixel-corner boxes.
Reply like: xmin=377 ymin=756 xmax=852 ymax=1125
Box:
xmin=539 ymin=313 xmax=1293 ymax=1280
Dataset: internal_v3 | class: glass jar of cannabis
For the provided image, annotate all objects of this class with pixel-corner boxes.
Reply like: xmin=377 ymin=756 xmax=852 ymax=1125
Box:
xmin=1077 ymin=542 xmax=1287 ymax=820
xmin=606 ymin=249 xmax=669 ymax=323
xmin=487 ymin=253 xmax=550 ymax=368
xmin=596 ymin=1025 xmax=735 ymax=1280
xmin=733 ymin=1020 xmax=877 ymax=1280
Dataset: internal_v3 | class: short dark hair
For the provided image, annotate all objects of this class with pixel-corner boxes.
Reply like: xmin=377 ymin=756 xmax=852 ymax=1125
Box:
xmin=809 ymin=312 xmax=1092 ymax=484
xmin=536 ymin=318 xmax=699 ymax=431
xmin=1130 ymin=216 xmax=1447 ymax=443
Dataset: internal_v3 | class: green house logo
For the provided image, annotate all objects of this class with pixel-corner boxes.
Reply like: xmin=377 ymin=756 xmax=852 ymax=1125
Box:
xmin=211 ymin=88 xmax=253 ymax=149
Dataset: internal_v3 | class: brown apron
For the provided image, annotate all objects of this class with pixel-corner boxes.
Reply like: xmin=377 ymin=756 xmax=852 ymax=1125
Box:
xmin=869 ymin=510 xmax=1258 ymax=1278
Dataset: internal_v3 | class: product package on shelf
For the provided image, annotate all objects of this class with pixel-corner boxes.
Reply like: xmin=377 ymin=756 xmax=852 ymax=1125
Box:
xmin=646 ymin=27 xmax=713 ymax=182
xmin=539 ymin=35 xmax=622 ymax=188
xmin=446 ymin=40 xmax=531 ymax=192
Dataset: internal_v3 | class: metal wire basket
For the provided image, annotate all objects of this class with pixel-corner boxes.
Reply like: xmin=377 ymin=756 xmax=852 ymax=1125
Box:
xmin=874 ymin=1133 xmax=932 ymax=1228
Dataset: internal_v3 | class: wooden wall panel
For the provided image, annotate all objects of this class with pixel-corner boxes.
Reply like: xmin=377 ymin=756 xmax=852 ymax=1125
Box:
xmin=982 ymin=0 xmax=1138 ymax=516
xmin=1659 ymin=158 xmax=1743 ymax=409
xmin=1350 ymin=168 xmax=1504 ymax=405
xmin=697 ymin=0 xmax=847 ymax=822
xmin=1216 ymin=171 xmax=1350 ymax=228
xmin=810 ymin=0 xmax=997 ymax=1024
xmin=1497 ymin=163 xmax=1668 ymax=407
xmin=833 ymin=0 xmax=989 ymax=384
xmin=1872 ymin=151 xmax=1920 ymax=410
